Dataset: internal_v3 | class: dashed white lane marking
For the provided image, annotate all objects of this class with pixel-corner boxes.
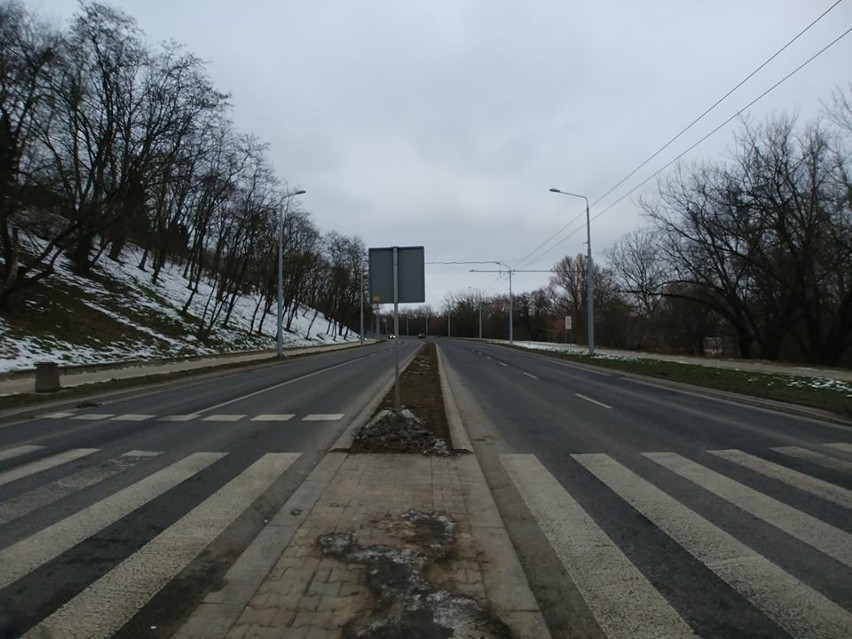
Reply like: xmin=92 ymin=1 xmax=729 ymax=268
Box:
xmin=0 ymin=448 xmax=99 ymax=487
xmin=710 ymin=449 xmax=852 ymax=510
xmin=499 ymin=362 xmax=508 ymax=367
xmin=0 ymin=451 xmax=161 ymax=526
xmin=201 ymin=414 xmax=245 ymax=422
xmin=251 ymin=414 xmax=296 ymax=422
xmin=486 ymin=356 xmax=493 ymax=360
xmin=0 ymin=452 xmax=224 ymax=590
xmin=161 ymin=415 xmax=200 ymax=422
xmin=302 ymin=414 xmax=344 ymax=422
xmin=825 ymin=442 xmax=852 ymax=454
xmin=0 ymin=445 xmax=43 ymax=462
xmin=72 ymin=414 xmax=114 ymax=421
xmin=645 ymin=452 xmax=852 ymax=569
xmin=773 ymin=446 xmax=852 ymax=473
xmin=112 ymin=414 xmax=155 ymax=422
xmin=575 ymin=393 xmax=613 ymax=410
xmin=27 ymin=453 xmax=301 ymax=639
xmin=42 ymin=412 xmax=75 ymax=419
xmin=501 ymin=454 xmax=697 ymax=639
xmin=575 ymin=453 xmax=852 ymax=639
xmin=522 ymin=372 xmax=539 ymax=379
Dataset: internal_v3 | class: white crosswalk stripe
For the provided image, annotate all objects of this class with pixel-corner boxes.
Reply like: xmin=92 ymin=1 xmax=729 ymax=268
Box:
xmin=0 ymin=451 xmax=161 ymax=526
xmin=501 ymin=454 xmax=697 ymax=639
xmin=26 ymin=452 xmax=300 ymax=639
xmin=710 ymin=448 xmax=852 ymax=510
xmin=251 ymin=414 xmax=295 ymax=422
xmin=202 ymin=414 xmax=246 ymax=422
xmin=645 ymin=451 xmax=852 ymax=568
xmin=111 ymin=414 xmax=155 ymax=421
xmin=302 ymin=413 xmax=344 ymax=421
xmin=573 ymin=452 xmax=852 ymax=638
xmin=0 ymin=451 xmax=224 ymax=590
xmin=772 ymin=445 xmax=852 ymax=473
xmin=161 ymin=414 xmax=200 ymax=421
xmin=0 ymin=448 xmax=98 ymax=487
xmin=71 ymin=414 xmax=114 ymax=421
xmin=825 ymin=442 xmax=852 ymax=454
xmin=0 ymin=444 xmax=43 ymax=462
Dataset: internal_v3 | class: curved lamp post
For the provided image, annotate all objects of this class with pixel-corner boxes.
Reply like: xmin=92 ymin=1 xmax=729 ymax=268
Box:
xmin=549 ymin=188 xmax=595 ymax=356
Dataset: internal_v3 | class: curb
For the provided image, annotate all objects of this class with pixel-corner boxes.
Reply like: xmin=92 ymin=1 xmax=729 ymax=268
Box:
xmin=436 ymin=346 xmax=552 ymax=637
xmin=436 ymin=344 xmax=474 ymax=453
xmin=174 ymin=452 xmax=349 ymax=639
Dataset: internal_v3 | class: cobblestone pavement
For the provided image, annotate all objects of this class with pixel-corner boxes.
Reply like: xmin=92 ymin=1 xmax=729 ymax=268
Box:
xmin=207 ymin=454 xmax=547 ymax=639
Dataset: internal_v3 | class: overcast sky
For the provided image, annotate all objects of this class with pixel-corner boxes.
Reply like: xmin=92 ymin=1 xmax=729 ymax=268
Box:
xmin=26 ymin=0 xmax=852 ymax=307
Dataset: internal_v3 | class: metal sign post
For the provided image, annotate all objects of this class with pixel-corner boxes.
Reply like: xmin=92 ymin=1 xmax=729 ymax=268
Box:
xmin=369 ymin=246 xmax=425 ymax=413
xmin=392 ymin=247 xmax=400 ymax=410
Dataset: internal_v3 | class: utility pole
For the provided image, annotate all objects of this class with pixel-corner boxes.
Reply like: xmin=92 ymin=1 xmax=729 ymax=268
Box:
xmin=470 ymin=263 xmax=550 ymax=344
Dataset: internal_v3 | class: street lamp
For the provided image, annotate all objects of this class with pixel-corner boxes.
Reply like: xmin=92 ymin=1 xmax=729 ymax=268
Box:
xmin=277 ymin=189 xmax=306 ymax=358
xmin=549 ymin=188 xmax=595 ymax=356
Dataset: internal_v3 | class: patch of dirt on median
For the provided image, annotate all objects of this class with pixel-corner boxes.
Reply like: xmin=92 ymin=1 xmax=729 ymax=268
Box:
xmin=319 ymin=510 xmax=514 ymax=639
xmin=350 ymin=343 xmax=453 ymax=455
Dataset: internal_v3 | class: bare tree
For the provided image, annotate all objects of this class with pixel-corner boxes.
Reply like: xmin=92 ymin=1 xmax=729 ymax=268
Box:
xmin=0 ymin=1 xmax=62 ymax=307
xmin=640 ymin=111 xmax=852 ymax=363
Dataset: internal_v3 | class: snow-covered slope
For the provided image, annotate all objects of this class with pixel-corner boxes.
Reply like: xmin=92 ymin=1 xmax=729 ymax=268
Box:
xmin=0 ymin=243 xmax=359 ymax=373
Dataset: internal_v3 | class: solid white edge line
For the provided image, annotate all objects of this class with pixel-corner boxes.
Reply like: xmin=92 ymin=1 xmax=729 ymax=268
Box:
xmin=198 ymin=356 xmax=366 ymax=415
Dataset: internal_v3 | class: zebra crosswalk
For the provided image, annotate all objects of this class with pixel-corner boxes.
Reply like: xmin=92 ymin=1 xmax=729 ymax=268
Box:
xmin=40 ymin=411 xmax=345 ymax=422
xmin=501 ymin=441 xmax=852 ymax=639
xmin=2 ymin=438 xmax=851 ymax=638
xmin=0 ymin=443 xmax=302 ymax=638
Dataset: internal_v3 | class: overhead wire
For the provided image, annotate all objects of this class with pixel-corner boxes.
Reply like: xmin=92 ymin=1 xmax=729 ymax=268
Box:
xmin=588 ymin=22 xmax=852 ymax=225
xmin=511 ymin=0 xmax=848 ymax=272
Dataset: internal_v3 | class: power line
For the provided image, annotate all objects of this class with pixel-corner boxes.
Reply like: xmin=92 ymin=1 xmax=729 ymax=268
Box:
xmin=589 ymin=0 xmax=844 ymax=211
xmin=589 ymin=22 xmax=852 ymax=224
xmin=513 ymin=1 xmax=847 ymax=271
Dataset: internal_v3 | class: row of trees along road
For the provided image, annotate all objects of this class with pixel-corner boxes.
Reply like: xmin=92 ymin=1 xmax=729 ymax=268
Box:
xmin=0 ymin=1 xmax=370 ymax=339
xmin=434 ymin=89 xmax=852 ymax=367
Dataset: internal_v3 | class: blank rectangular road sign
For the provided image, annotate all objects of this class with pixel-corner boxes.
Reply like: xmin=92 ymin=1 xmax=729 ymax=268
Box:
xmin=369 ymin=246 xmax=425 ymax=304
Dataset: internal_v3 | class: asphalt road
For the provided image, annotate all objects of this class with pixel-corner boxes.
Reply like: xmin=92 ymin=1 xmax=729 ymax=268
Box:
xmin=438 ymin=338 xmax=852 ymax=639
xmin=0 ymin=340 xmax=416 ymax=638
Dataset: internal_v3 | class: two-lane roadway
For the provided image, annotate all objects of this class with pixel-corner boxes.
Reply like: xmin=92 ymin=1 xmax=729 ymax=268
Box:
xmin=0 ymin=340 xmax=417 ymax=638
xmin=439 ymin=338 xmax=852 ymax=639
